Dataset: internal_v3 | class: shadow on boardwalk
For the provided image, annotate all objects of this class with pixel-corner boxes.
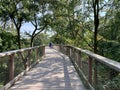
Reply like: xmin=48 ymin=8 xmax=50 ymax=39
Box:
xmin=9 ymin=47 xmax=87 ymax=90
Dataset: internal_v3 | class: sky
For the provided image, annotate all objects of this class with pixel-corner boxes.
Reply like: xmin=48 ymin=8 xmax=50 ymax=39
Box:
xmin=21 ymin=22 xmax=35 ymax=34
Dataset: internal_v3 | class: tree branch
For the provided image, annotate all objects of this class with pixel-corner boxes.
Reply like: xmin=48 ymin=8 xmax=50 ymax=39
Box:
xmin=33 ymin=24 xmax=47 ymax=38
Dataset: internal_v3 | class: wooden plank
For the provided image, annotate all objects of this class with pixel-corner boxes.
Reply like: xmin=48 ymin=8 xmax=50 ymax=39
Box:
xmin=8 ymin=47 xmax=87 ymax=90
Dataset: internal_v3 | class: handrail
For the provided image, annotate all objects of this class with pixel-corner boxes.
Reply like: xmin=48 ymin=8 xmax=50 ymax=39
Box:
xmin=0 ymin=45 xmax=45 ymax=90
xmin=0 ymin=46 xmax=40 ymax=57
xmin=60 ymin=45 xmax=120 ymax=90
xmin=74 ymin=47 xmax=120 ymax=72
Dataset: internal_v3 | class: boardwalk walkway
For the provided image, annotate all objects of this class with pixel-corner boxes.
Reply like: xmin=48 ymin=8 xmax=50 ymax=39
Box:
xmin=9 ymin=47 xmax=87 ymax=90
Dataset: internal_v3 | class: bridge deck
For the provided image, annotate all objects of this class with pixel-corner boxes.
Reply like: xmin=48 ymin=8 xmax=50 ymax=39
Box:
xmin=9 ymin=47 xmax=86 ymax=90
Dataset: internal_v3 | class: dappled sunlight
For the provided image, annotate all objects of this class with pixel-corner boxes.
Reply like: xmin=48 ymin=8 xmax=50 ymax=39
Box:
xmin=9 ymin=47 xmax=86 ymax=90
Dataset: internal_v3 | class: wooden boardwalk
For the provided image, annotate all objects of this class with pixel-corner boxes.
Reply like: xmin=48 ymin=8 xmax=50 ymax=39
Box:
xmin=9 ymin=47 xmax=87 ymax=90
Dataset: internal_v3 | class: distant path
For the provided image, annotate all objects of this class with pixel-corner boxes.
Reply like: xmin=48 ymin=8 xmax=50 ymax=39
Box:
xmin=9 ymin=47 xmax=87 ymax=90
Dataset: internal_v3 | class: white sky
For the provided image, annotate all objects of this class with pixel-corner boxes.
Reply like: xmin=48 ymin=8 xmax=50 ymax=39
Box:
xmin=21 ymin=22 xmax=35 ymax=34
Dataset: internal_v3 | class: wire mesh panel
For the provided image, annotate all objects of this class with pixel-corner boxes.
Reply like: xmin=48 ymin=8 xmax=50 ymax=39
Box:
xmin=81 ymin=53 xmax=89 ymax=79
xmin=0 ymin=56 xmax=9 ymax=87
xmin=30 ymin=49 xmax=37 ymax=64
xmin=14 ymin=54 xmax=24 ymax=77
xmin=94 ymin=62 xmax=120 ymax=90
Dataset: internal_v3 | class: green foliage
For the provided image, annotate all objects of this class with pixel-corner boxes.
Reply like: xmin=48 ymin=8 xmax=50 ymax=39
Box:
xmin=0 ymin=30 xmax=18 ymax=52
xmin=51 ymin=34 xmax=66 ymax=44
xmin=98 ymin=40 xmax=120 ymax=62
xmin=33 ymin=33 xmax=50 ymax=46
xmin=103 ymin=75 xmax=120 ymax=90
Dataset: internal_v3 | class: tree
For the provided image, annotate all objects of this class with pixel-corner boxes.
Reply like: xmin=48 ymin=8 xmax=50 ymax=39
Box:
xmin=0 ymin=28 xmax=17 ymax=52
xmin=25 ymin=0 xmax=53 ymax=47
xmin=91 ymin=0 xmax=100 ymax=53
xmin=0 ymin=0 xmax=32 ymax=49
xmin=33 ymin=33 xmax=50 ymax=46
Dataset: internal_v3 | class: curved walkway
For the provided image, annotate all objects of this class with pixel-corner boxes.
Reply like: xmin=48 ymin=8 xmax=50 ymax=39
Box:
xmin=9 ymin=47 xmax=87 ymax=90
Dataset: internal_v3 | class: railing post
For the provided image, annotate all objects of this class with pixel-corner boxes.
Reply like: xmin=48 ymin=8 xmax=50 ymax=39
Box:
xmin=68 ymin=47 xmax=70 ymax=57
xmin=66 ymin=47 xmax=68 ymax=55
xmin=64 ymin=46 xmax=66 ymax=54
xmin=71 ymin=47 xmax=74 ymax=61
xmin=94 ymin=61 xmax=98 ymax=88
xmin=61 ymin=45 xmax=64 ymax=53
xmin=60 ymin=45 xmax=63 ymax=53
xmin=72 ymin=48 xmax=74 ymax=60
xmin=76 ymin=50 xmax=78 ymax=64
xmin=88 ymin=56 xmax=92 ymax=84
xmin=36 ymin=47 xmax=39 ymax=60
xmin=74 ymin=49 xmax=77 ymax=63
xmin=78 ymin=51 xmax=82 ymax=69
xmin=9 ymin=54 xmax=15 ymax=81
xmin=65 ymin=46 xmax=67 ymax=55
xmin=74 ymin=48 xmax=76 ymax=61
xmin=60 ymin=44 xmax=62 ymax=52
xmin=66 ymin=46 xmax=70 ymax=56
xmin=42 ymin=46 xmax=45 ymax=56
xmin=27 ymin=50 xmax=31 ymax=68
xmin=63 ymin=46 xmax=66 ymax=54
xmin=69 ymin=47 xmax=72 ymax=58
xmin=71 ymin=47 xmax=73 ymax=60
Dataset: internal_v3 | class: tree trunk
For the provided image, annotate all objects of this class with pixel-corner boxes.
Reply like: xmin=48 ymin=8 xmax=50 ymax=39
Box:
xmin=17 ymin=28 xmax=21 ymax=49
xmin=93 ymin=0 xmax=99 ymax=53
xmin=93 ymin=0 xmax=99 ymax=88
xmin=10 ymin=18 xmax=22 ymax=49
xmin=94 ymin=24 xmax=98 ymax=53
xmin=30 ymin=36 xmax=34 ymax=47
xmin=30 ymin=25 xmax=37 ymax=47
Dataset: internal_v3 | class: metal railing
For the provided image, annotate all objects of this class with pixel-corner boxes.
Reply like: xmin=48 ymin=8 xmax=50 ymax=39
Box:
xmin=0 ymin=46 xmax=45 ymax=90
xmin=60 ymin=45 xmax=120 ymax=90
